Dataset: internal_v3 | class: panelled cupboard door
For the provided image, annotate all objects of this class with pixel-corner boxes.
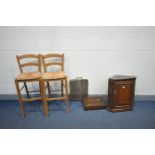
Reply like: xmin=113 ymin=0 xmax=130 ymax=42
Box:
xmin=108 ymin=75 xmax=136 ymax=112
xmin=114 ymin=81 xmax=133 ymax=106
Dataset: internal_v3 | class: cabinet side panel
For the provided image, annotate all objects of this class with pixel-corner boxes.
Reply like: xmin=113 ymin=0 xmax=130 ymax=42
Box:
xmin=108 ymin=80 xmax=114 ymax=109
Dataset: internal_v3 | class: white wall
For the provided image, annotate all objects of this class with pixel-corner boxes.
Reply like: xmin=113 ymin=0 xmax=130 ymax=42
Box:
xmin=0 ymin=26 xmax=155 ymax=95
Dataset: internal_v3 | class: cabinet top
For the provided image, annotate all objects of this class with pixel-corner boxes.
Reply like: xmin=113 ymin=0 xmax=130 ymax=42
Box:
xmin=109 ymin=75 xmax=136 ymax=80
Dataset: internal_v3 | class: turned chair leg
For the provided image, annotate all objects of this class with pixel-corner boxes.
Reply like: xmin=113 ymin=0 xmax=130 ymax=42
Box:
xmin=24 ymin=81 xmax=30 ymax=99
xmin=47 ymin=81 xmax=51 ymax=98
xmin=65 ymin=79 xmax=69 ymax=113
xmin=20 ymin=101 xmax=25 ymax=118
xmin=41 ymin=80 xmax=48 ymax=116
xmin=15 ymin=80 xmax=25 ymax=118
xmin=61 ymin=80 xmax=64 ymax=96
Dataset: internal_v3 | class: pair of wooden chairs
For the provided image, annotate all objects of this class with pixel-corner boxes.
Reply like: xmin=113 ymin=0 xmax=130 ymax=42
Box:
xmin=15 ymin=53 xmax=69 ymax=117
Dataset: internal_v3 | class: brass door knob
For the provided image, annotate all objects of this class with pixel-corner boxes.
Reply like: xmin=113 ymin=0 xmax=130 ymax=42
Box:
xmin=122 ymin=86 xmax=126 ymax=89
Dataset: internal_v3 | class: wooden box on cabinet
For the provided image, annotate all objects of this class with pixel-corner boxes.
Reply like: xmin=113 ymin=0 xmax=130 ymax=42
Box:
xmin=108 ymin=75 xmax=136 ymax=112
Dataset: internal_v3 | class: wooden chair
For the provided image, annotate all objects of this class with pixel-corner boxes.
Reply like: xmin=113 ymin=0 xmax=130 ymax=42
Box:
xmin=15 ymin=54 xmax=43 ymax=117
xmin=40 ymin=53 xmax=69 ymax=116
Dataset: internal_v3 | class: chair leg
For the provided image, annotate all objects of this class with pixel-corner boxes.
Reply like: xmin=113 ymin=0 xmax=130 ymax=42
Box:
xmin=41 ymin=80 xmax=48 ymax=116
xmin=20 ymin=102 xmax=25 ymax=118
xmin=65 ymin=79 xmax=69 ymax=113
xmin=24 ymin=81 xmax=30 ymax=99
xmin=61 ymin=80 xmax=64 ymax=96
xmin=39 ymin=81 xmax=42 ymax=95
xmin=15 ymin=80 xmax=25 ymax=118
xmin=47 ymin=81 xmax=51 ymax=98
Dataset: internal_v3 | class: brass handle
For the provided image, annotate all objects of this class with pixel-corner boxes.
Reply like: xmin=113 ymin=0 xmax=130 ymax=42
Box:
xmin=122 ymin=86 xmax=126 ymax=89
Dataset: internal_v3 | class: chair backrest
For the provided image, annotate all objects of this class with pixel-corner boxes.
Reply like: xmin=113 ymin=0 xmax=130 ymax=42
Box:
xmin=16 ymin=54 xmax=41 ymax=73
xmin=41 ymin=53 xmax=64 ymax=72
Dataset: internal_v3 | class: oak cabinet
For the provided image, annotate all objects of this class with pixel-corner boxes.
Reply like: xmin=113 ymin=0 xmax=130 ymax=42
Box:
xmin=108 ymin=75 xmax=136 ymax=112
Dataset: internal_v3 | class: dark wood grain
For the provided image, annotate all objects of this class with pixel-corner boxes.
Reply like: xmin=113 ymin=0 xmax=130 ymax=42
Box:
xmin=108 ymin=75 xmax=136 ymax=112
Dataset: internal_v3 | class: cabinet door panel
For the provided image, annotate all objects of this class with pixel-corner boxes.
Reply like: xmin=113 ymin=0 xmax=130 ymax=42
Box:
xmin=114 ymin=83 xmax=132 ymax=106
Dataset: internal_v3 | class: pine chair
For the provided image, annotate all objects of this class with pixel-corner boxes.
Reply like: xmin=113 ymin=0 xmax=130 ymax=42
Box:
xmin=40 ymin=53 xmax=69 ymax=116
xmin=15 ymin=54 xmax=43 ymax=117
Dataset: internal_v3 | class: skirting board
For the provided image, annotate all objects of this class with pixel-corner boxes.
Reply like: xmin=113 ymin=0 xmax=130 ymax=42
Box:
xmin=0 ymin=94 xmax=155 ymax=101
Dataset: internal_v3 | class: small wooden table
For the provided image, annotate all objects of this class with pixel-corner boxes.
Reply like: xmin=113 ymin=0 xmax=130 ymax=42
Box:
xmin=83 ymin=96 xmax=106 ymax=110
